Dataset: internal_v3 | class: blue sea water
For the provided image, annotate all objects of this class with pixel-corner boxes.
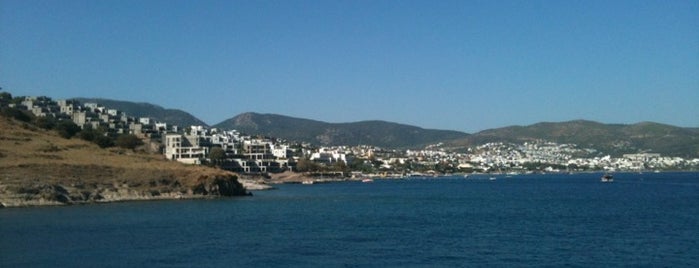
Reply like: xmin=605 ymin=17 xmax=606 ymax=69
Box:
xmin=1 ymin=172 xmax=698 ymax=267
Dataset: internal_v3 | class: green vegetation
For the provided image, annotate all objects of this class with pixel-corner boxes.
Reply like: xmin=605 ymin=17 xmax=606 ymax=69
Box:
xmin=115 ymin=134 xmax=144 ymax=150
xmin=0 ymin=107 xmax=32 ymax=122
xmin=34 ymin=116 xmax=57 ymax=130
xmin=76 ymin=125 xmax=115 ymax=148
xmin=56 ymin=121 xmax=81 ymax=139
xmin=208 ymin=146 xmax=225 ymax=166
xmin=294 ymin=158 xmax=319 ymax=172
xmin=0 ymin=91 xmax=13 ymax=106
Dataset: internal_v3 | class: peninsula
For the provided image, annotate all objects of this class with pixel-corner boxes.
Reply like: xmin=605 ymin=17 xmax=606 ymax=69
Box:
xmin=0 ymin=116 xmax=252 ymax=208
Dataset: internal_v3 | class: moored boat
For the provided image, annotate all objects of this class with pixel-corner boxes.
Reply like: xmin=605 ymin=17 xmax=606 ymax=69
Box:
xmin=601 ymin=173 xmax=614 ymax=182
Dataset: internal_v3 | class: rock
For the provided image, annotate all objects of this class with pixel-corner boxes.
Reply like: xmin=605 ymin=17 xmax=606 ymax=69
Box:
xmin=37 ymin=184 xmax=72 ymax=204
xmin=191 ymin=175 xmax=248 ymax=196
xmin=0 ymin=172 xmax=251 ymax=207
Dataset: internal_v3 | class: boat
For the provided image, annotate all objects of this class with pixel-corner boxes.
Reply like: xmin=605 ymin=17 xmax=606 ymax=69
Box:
xmin=489 ymin=176 xmax=496 ymax=181
xmin=601 ymin=173 xmax=614 ymax=183
xmin=302 ymin=180 xmax=314 ymax=185
xmin=362 ymin=178 xmax=374 ymax=183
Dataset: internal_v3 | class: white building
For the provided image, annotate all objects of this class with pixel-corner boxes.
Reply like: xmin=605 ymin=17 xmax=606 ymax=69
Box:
xmin=163 ymin=134 xmax=208 ymax=165
xmin=139 ymin=117 xmax=153 ymax=126
xmin=310 ymin=147 xmax=350 ymax=164
xmin=271 ymin=144 xmax=290 ymax=159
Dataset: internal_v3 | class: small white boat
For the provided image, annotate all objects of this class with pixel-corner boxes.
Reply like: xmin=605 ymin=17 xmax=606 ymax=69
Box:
xmin=489 ymin=176 xmax=496 ymax=181
xmin=302 ymin=180 xmax=314 ymax=185
xmin=362 ymin=178 xmax=374 ymax=183
xmin=601 ymin=173 xmax=613 ymax=183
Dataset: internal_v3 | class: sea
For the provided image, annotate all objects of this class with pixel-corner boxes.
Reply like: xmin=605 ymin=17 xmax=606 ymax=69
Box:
xmin=1 ymin=172 xmax=698 ymax=267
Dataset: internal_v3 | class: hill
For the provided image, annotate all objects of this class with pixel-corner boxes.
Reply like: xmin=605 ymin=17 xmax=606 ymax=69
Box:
xmin=213 ymin=114 xmax=698 ymax=157
xmin=447 ymin=120 xmax=699 ymax=158
xmin=72 ymin=98 xmax=208 ymax=127
xmin=213 ymin=112 xmax=469 ymax=148
xmin=0 ymin=116 xmax=247 ymax=207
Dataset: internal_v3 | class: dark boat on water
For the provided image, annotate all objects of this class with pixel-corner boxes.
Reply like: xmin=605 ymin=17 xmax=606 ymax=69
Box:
xmin=601 ymin=173 xmax=614 ymax=182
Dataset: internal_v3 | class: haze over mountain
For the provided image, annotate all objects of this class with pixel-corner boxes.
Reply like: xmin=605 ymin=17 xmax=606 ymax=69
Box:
xmin=73 ymin=98 xmax=208 ymax=128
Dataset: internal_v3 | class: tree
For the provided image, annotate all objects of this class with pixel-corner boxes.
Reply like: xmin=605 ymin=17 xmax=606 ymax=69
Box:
xmin=115 ymin=134 xmax=144 ymax=150
xmin=78 ymin=125 xmax=98 ymax=141
xmin=295 ymin=158 xmax=320 ymax=172
xmin=34 ymin=116 xmax=57 ymax=130
xmin=0 ymin=91 xmax=11 ymax=106
xmin=55 ymin=120 xmax=81 ymax=139
xmin=1 ymin=107 xmax=33 ymax=122
xmin=209 ymin=146 xmax=226 ymax=166
xmin=331 ymin=161 xmax=349 ymax=173
xmin=93 ymin=135 xmax=114 ymax=148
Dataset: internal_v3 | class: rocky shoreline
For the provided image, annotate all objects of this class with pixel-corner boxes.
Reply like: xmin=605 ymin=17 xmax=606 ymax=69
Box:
xmin=0 ymin=167 xmax=250 ymax=208
xmin=0 ymin=184 xmax=211 ymax=207
xmin=0 ymin=171 xmax=351 ymax=208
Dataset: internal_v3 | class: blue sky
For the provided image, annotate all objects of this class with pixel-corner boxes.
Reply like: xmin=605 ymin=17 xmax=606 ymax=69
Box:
xmin=1 ymin=0 xmax=697 ymax=133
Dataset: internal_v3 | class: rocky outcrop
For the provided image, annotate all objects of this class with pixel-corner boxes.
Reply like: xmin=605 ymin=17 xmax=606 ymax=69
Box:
xmin=190 ymin=175 xmax=248 ymax=196
xmin=0 ymin=174 xmax=248 ymax=207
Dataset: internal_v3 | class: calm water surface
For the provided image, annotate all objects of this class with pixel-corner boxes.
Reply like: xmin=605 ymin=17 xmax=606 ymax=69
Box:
xmin=1 ymin=172 xmax=698 ymax=267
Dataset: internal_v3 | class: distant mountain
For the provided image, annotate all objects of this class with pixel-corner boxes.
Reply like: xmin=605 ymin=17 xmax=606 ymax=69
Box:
xmin=447 ymin=120 xmax=699 ymax=158
xmin=64 ymin=98 xmax=699 ymax=157
xmin=213 ymin=112 xmax=469 ymax=148
xmin=72 ymin=98 xmax=207 ymax=127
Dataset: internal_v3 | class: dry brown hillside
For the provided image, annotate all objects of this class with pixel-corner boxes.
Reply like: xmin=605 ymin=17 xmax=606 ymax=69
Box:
xmin=0 ymin=117 xmax=248 ymax=207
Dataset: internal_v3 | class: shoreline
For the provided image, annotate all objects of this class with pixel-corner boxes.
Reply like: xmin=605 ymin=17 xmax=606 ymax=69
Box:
xmin=0 ymin=193 xmax=227 ymax=208
xmin=0 ymin=179 xmax=252 ymax=208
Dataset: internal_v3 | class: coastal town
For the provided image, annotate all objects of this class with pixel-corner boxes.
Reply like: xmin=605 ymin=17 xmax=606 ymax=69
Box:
xmin=4 ymin=94 xmax=699 ymax=179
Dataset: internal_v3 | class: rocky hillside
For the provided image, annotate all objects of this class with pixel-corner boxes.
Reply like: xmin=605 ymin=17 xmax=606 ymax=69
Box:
xmin=213 ymin=112 xmax=469 ymax=148
xmin=0 ymin=117 xmax=248 ymax=207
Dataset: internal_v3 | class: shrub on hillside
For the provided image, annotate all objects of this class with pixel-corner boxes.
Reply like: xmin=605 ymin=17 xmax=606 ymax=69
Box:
xmin=78 ymin=126 xmax=98 ymax=141
xmin=115 ymin=134 xmax=143 ymax=150
xmin=55 ymin=121 xmax=81 ymax=139
xmin=34 ymin=116 xmax=57 ymax=130
xmin=1 ymin=107 xmax=33 ymax=122
xmin=93 ymin=135 xmax=115 ymax=148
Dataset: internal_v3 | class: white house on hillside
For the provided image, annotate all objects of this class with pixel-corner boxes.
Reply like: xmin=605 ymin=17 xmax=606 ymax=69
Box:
xmin=164 ymin=134 xmax=209 ymax=165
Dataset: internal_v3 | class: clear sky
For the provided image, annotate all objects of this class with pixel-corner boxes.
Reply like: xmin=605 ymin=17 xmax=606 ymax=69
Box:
xmin=1 ymin=0 xmax=697 ymax=133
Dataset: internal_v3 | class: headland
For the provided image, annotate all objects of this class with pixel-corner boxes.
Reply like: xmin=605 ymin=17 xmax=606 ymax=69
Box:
xmin=0 ymin=117 xmax=252 ymax=208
